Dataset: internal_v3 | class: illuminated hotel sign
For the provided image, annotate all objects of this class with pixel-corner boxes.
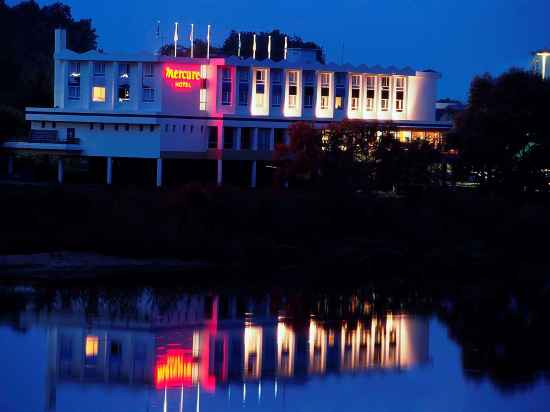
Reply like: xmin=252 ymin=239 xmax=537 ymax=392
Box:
xmin=163 ymin=64 xmax=202 ymax=90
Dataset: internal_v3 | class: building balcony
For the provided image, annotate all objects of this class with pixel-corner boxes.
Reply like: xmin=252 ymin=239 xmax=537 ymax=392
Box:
xmin=3 ymin=130 xmax=81 ymax=151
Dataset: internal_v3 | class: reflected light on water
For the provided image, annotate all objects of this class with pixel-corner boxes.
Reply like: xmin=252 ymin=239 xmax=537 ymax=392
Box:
xmin=244 ymin=325 xmax=263 ymax=380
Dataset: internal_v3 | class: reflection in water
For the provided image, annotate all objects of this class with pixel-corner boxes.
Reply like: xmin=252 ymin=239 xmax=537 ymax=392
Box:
xmin=12 ymin=291 xmax=430 ymax=411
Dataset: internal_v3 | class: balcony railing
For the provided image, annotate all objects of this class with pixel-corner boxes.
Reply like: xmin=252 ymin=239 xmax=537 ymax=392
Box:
xmin=6 ymin=130 xmax=80 ymax=145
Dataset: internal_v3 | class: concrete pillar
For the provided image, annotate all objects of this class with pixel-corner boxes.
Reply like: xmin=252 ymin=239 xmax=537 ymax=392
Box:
xmin=251 ymin=160 xmax=257 ymax=188
xmin=7 ymin=155 xmax=14 ymax=176
xmin=217 ymin=125 xmax=224 ymax=150
xmin=269 ymin=128 xmax=275 ymax=151
xmin=252 ymin=128 xmax=258 ymax=151
xmin=156 ymin=158 xmax=163 ymax=187
xmin=57 ymin=158 xmax=64 ymax=183
xmin=217 ymin=159 xmax=223 ymax=186
xmin=235 ymin=127 xmax=242 ymax=150
xmin=106 ymin=157 xmax=113 ymax=185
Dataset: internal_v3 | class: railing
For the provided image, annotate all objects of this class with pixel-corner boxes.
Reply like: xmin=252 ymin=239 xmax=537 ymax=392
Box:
xmin=6 ymin=130 xmax=80 ymax=145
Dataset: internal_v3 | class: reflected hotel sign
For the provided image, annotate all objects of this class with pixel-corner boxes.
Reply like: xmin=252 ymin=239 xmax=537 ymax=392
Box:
xmin=155 ymin=349 xmax=194 ymax=388
xmin=163 ymin=64 xmax=202 ymax=90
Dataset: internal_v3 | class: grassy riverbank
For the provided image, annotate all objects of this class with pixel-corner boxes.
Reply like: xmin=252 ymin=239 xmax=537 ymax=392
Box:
xmin=1 ymin=181 xmax=549 ymax=281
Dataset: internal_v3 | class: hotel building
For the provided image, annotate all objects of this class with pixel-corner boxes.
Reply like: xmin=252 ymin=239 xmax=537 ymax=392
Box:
xmin=3 ymin=29 xmax=451 ymax=187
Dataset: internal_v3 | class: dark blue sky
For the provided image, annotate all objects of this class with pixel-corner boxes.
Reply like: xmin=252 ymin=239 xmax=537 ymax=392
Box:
xmin=16 ymin=0 xmax=550 ymax=101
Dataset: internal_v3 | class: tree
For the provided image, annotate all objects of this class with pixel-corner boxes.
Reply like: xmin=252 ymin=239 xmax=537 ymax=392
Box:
xmin=0 ymin=1 xmax=97 ymax=138
xmin=449 ymin=69 xmax=550 ymax=192
xmin=273 ymin=122 xmax=322 ymax=187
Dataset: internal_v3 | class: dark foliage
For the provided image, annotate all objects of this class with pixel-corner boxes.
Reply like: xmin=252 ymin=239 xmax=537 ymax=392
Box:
xmin=0 ymin=0 xmax=97 ymax=137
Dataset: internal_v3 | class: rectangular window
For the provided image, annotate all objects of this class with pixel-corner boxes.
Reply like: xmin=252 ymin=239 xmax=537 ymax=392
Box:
xmin=241 ymin=128 xmax=252 ymax=149
xmin=208 ymin=126 xmax=218 ymax=149
xmin=92 ymin=86 xmax=106 ymax=102
xmin=68 ymin=62 xmax=80 ymax=100
xmin=93 ymin=62 xmax=105 ymax=76
xmin=395 ymin=77 xmax=405 ymax=112
xmin=320 ymin=72 xmax=330 ymax=110
xmin=238 ymin=68 xmax=249 ymax=106
xmin=223 ymin=127 xmax=234 ymax=149
xmin=255 ymin=69 xmax=266 ymax=107
xmin=119 ymin=63 xmax=130 ymax=79
xmin=304 ymin=86 xmax=314 ymax=108
xmin=271 ymin=69 xmax=282 ymax=107
xmin=222 ymin=67 xmax=232 ymax=105
xmin=118 ymin=84 xmax=130 ymax=102
xmin=288 ymin=70 xmax=298 ymax=108
xmin=67 ymin=128 xmax=75 ymax=140
xmin=381 ymin=76 xmax=390 ymax=111
xmin=366 ymin=76 xmax=376 ymax=111
xmin=257 ymin=129 xmax=270 ymax=151
xmin=143 ymin=63 xmax=154 ymax=77
xmin=143 ymin=87 xmax=154 ymax=102
xmin=335 ymin=73 xmax=345 ymax=110
xmin=351 ymin=74 xmax=361 ymax=111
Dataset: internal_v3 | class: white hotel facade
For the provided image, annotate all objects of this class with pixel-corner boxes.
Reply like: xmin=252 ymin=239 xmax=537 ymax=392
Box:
xmin=4 ymin=29 xmax=451 ymax=187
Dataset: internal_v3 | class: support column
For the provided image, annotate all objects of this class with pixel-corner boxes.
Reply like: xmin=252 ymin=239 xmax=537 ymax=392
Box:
xmin=156 ymin=158 xmax=162 ymax=188
xmin=252 ymin=128 xmax=258 ymax=151
xmin=269 ymin=128 xmax=275 ymax=151
xmin=106 ymin=157 xmax=113 ymax=185
xmin=217 ymin=159 xmax=223 ymax=186
xmin=7 ymin=155 xmax=14 ymax=176
xmin=251 ymin=160 xmax=257 ymax=188
xmin=57 ymin=158 xmax=64 ymax=183
xmin=235 ymin=127 xmax=242 ymax=150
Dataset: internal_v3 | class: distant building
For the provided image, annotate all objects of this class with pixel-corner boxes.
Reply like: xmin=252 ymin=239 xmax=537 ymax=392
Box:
xmin=436 ymin=99 xmax=466 ymax=122
xmin=3 ymin=29 xmax=451 ymax=186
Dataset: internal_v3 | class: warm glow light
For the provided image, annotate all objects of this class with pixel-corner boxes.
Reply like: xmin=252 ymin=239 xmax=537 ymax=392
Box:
xmin=85 ymin=335 xmax=99 ymax=357
xmin=308 ymin=319 xmax=327 ymax=374
xmin=244 ymin=326 xmax=263 ymax=379
xmin=92 ymin=86 xmax=105 ymax=102
xmin=276 ymin=322 xmax=295 ymax=377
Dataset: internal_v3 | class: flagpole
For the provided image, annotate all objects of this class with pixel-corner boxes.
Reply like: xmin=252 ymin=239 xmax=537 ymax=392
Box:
xmin=253 ymin=33 xmax=257 ymax=60
xmin=284 ymin=36 xmax=288 ymax=60
xmin=206 ymin=24 xmax=211 ymax=60
xmin=173 ymin=22 xmax=179 ymax=58
xmin=190 ymin=23 xmax=194 ymax=58
xmin=268 ymin=35 xmax=272 ymax=60
xmin=238 ymin=32 xmax=241 ymax=58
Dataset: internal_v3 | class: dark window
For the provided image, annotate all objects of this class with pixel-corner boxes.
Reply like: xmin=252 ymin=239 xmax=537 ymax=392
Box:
xmin=255 ymin=83 xmax=265 ymax=94
xmin=238 ymin=68 xmax=249 ymax=106
xmin=67 ymin=128 xmax=75 ymax=139
xmin=223 ymin=127 xmax=234 ymax=149
xmin=118 ymin=84 xmax=130 ymax=101
xmin=100 ymin=123 xmax=105 ymax=130
xmin=396 ymin=91 xmax=404 ymax=100
xmin=289 ymin=85 xmax=297 ymax=96
xmin=150 ymin=125 xmax=154 ymax=132
xmin=241 ymin=128 xmax=252 ymax=149
xmin=190 ymin=125 xmax=194 ymax=133
xmin=172 ymin=125 xmax=176 ymax=133
xmin=115 ymin=124 xmax=119 ymax=131
xmin=382 ymin=90 xmax=389 ymax=100
xmin=89 ymin=123 xmax=94 ymax=130
xmin=352 ymin=89 xmax=360 ymax=98
xmin=182 ymin=124 xmax=186 ymax=133
xmin=139 ymin=125 xmax=144 ymax=132
xmin=125 ymin=124 xmax=130 ymax=131
xmin=41 ymin=121 xmax=45 ymax=128
xmin=321 ymin=87 xmax=329 ymax=97
xmin=274 ymin=129 xmax=285 ymax=146
xmin=208 ymin=126 xmax=218 ymax=149
xmin=52 ymin=122 xmax=57 ymax=128
xmin=367 ymin=89 xmax=375 ymax=99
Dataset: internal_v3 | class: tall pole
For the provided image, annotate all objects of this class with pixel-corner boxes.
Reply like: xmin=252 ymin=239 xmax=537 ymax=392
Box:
xmin=253 ymin=33 xmax=257 ymax=60
xmin=284 ymin=36 xmax=288 ymax=60
xmin=206 ymin=24 xmax=211 ymax=59
xmin=238 ymin=32 xmax=241 ymax=58
xmin=173 ymin=22 xmax=179 ymax=58
xmin=190 ymin=23 xmax=194 ymax=58
xmin=268 ymin=35 xmax=272 ymax=60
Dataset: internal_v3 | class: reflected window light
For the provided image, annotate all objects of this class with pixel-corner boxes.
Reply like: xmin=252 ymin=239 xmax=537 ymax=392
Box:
xmin=85 ymin=335 xmax=99 ymax=358
xmin=244 ymin=326 xmax=262 ymax=379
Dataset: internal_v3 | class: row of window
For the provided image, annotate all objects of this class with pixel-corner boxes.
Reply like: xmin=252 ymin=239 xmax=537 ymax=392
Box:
xmin=163 ymin=124 xmax=203 ymax=134
xmin=223 ymin=68 xmax=405 ymax=112
xmin=206 ymin=127 xmax=286 ymax=150
xmin=69 ymin=62 xmax=155 ymax=79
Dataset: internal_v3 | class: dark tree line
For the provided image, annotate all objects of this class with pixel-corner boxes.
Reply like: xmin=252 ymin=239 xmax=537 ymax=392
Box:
xmin=448 ymin=69 xmax=550 ymax=193
xmin=0 ymin=0 xmax=97 ymax=139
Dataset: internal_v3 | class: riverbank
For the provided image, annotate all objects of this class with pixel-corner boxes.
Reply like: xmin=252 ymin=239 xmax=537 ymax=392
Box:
xmin=1 ymin=181 xmax=549 ymax=282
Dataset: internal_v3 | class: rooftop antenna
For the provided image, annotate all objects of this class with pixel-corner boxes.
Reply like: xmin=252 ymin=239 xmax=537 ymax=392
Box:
xmin=190 ymin=23 xmax=194 ymax=58
xmin=237 ymin=32 xmax=242 ymax=58
xmin=173 ymin=22 xmax=179 ymax=58
xmin=268 ymin=35 xmax=272 ymax=60
xmin=206 ymin=24 xmax=211 ymax=59
xmin=253 ymin=33 xmax=257 ymax=60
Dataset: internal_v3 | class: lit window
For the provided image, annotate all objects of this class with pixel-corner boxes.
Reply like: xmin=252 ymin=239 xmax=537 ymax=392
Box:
xmin=255 ymin=69 xmax=266 ymax=108
xmin=395 ymin=77 xmax=405 ymax=112
xmin=335 ymin=96 xmax=343 ymax=109
xmin=222 ymin=67 xmax=232 ymax=105
xmin=351 ymin=74 xmax=361 ymax=111
xmin=380 ymin=76 xmax=390 ymax=111
xmin=143 ymin=63 xmax=154 ymax=77
xmin=320 ymin=72 xmax=330 ymax=110
xmin=366 ymin=76 xmax=376 ymax=111
xmin=335 ymin=73 xmax=345 ymax=110
xmin=288 ymin=70 xmax=298 ymax=108
xmin=92 ymin=86 xmax=106 ymax=102
xmin=200 ymin=65 xmax=208 ymax=111
xmin=143 ymin=87 xmax=155 ymax=102
xmin=93 ymin=62 xmax=105 ymax=76
xmin=85 ymin=335 xmax=99 ymax=358
xmin=119 ymin=63 xmax=130 ymax=79
xmin=68 ymin=61 xmax=80 ymax=100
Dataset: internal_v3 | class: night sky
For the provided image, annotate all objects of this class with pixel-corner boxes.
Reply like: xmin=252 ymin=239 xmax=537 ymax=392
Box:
xmin=12 ymin=0 xmax=550 ymax=101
